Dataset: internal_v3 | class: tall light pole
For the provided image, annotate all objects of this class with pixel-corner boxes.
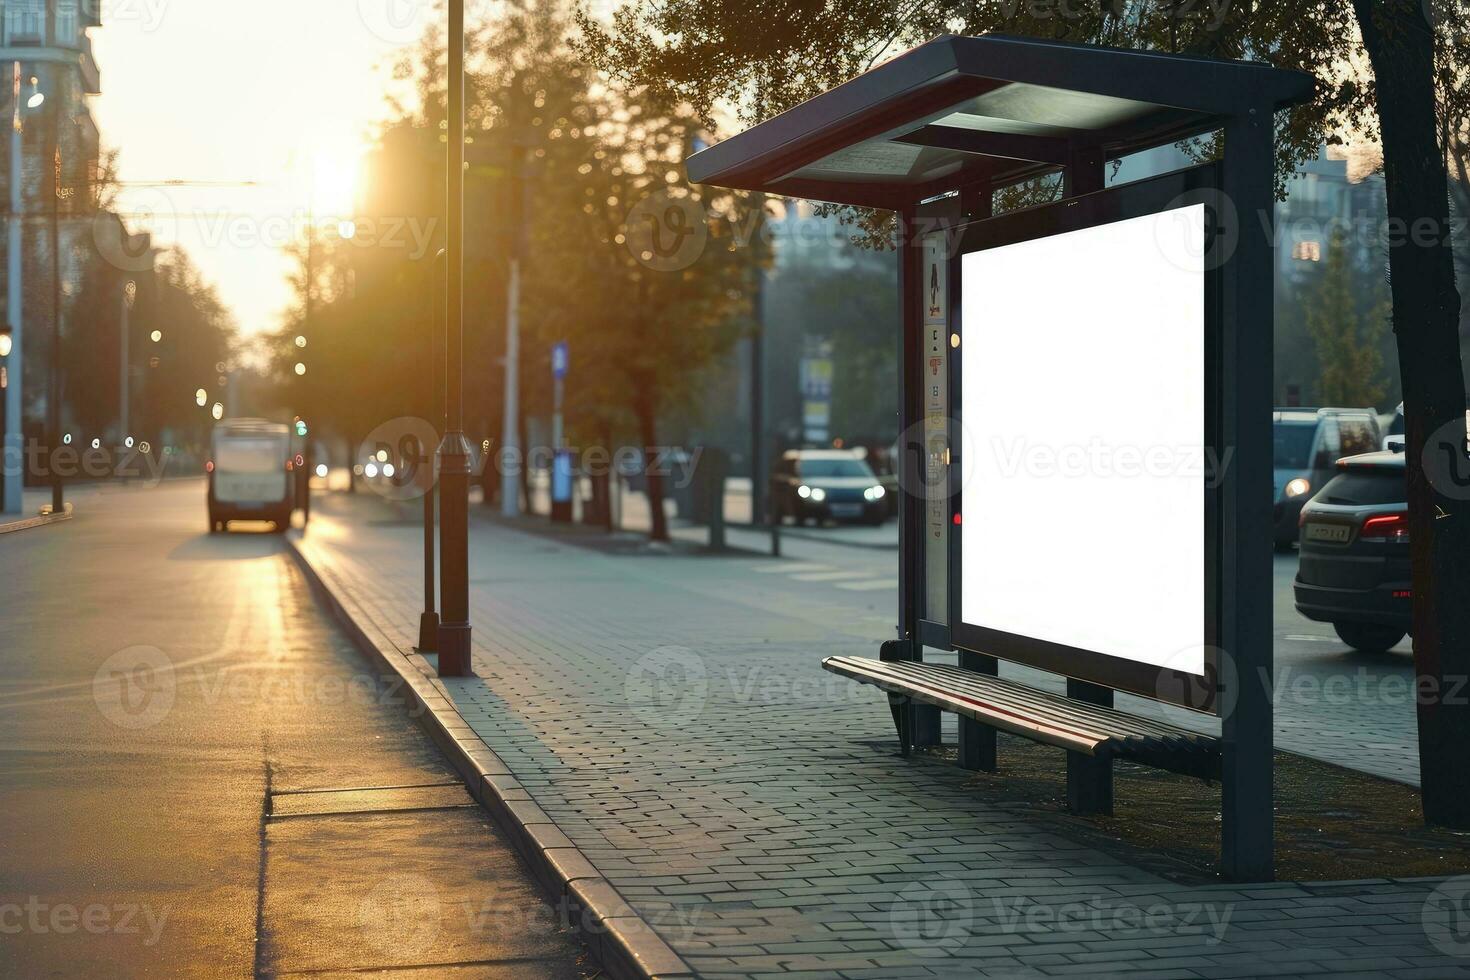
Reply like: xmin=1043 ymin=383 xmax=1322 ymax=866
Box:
xmin=45 ymin=80 xmax=62 ymax=516
xmin=118 ymin=279 xmax=135 ymax=444
xmin=4 ymin=62 xmax=27 ymax=516
xmin=498 ymin=143 xmax=521 ymax=518
xmin=436 ymin=0 xmax=472 ymax=676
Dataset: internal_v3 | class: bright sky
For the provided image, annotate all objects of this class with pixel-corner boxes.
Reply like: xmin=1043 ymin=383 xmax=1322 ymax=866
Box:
xmin=90 ymin=1 xmax=435 ymax=336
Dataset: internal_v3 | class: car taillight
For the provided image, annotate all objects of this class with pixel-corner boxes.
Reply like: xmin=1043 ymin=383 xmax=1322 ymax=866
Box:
xmin=1360 ymin=513 xmax=1410 ymax=540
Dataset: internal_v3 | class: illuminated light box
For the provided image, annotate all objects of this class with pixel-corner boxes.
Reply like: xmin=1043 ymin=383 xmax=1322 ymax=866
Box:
xmin=957 ymin=195 xmax=1208 ymax=680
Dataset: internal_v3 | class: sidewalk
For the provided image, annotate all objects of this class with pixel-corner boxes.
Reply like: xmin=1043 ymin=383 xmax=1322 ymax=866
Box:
xmin=293 ymin=491 xmax=1470 ymax=979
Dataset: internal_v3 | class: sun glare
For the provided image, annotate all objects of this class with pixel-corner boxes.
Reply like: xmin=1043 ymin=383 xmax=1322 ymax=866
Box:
xmin=310 ymin=146 xmax=362 ymax=217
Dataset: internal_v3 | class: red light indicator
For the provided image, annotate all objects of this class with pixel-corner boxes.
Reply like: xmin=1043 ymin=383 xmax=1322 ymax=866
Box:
xmin=953 ymin=513 xmax=962 ymax=525
xmin=204 ymin=460 xmax=214 ymax=473
xmin=1361 ymin=513 xmax=1410 ymax=539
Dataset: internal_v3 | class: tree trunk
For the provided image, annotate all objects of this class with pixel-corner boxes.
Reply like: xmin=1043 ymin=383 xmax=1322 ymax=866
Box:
xmin=1353 ymin=0 xmax=1470 ymax=827
xmin=635 ymin=396 xmax=669 ymax=542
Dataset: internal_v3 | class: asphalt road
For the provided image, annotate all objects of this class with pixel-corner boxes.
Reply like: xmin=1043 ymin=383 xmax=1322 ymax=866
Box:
xmin=0 ymin=480 xmax=586 ymax=978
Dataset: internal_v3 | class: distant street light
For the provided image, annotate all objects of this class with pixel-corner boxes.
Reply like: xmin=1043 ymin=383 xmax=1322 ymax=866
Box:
xmin=294 ymin=362 xmax=306 ymax=376
xmin=211 ymin=402 xmax=223 ymax=420
xmin=195 ymin=388 xmax=207 ymax=407
xmin=436 ymin=0 xmax=473 ymax=676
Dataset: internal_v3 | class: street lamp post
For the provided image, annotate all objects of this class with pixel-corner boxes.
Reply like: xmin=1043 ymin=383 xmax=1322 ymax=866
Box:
xmin=436 ymin=0 xmax=472 ymax=676
xmin=417 ymin=250 xmax=446 ymax=654
xmin=4 ymin=63 xmax=25 ymax=516
xmin=46 ymin=85 xmax=63 ymax=516
xmin=119 ymin=280 xmax=135 ymax=446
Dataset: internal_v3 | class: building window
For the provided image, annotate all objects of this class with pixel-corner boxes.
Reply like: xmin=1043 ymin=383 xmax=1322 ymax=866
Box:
xmin=7 ymin=0 xmax=46 ymax=41
xmin=1292 ymin=240 xmax=1322 ymax=262
xmin=57 ymin=1 xmax=80 ymax=43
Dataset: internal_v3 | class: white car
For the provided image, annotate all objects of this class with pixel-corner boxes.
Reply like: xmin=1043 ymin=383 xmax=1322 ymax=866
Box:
xmin=207 ymin=419 xmax=294 ymax=532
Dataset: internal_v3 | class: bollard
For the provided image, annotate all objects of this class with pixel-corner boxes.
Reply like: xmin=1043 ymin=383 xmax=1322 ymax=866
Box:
xmin=768 ymin=492 xmax=781 ymax=557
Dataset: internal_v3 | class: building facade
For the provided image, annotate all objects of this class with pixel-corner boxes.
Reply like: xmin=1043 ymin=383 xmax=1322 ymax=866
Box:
xmin=1 ymin=0 xmax=135 ymax=509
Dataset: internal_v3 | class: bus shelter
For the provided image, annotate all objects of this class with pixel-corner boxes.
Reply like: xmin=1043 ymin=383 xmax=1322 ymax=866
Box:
xmin=688 ymin=33 xmax=1313 ymax=881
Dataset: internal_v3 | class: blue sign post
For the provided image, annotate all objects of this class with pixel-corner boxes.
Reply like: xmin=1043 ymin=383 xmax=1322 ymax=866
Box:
xmin=550 ymin=341 xmax=572 ymax=522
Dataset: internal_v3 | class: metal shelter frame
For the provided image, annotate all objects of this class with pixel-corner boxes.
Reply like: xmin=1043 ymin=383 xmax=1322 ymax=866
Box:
xmin=689 ymin=33 xmax=1313 ymax=881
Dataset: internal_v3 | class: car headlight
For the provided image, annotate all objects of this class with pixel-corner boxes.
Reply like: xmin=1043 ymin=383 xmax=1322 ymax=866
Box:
xmin=810 ymin=487 xmax=827 ymax=502
xmin=1285 ymin=477 xmax=1310 ymax=498
xmin=797 ymin=485 xmax=811 ymax=499
xmin=864 ymin=486 xmax=886 ymax=501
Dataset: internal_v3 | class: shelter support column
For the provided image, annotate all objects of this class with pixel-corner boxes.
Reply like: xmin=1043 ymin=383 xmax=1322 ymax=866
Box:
xmin=1061 ymin=147 xmax=1115 ymax=814
xmin=955 ymin=181 xmax=997 ymax=773
xmin=1219 ymin=110 xmax=1276 ymax=882
xmin=900 ymin=205 xmax=941 ymax=746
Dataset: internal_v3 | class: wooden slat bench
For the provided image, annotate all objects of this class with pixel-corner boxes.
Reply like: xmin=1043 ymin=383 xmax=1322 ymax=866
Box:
xmin=823 ymin=654 xmax=1221 ymax=783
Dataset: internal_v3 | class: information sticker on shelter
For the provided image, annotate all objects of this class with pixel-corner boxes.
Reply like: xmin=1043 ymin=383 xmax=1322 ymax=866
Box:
xmin=923 ymin=235 xmax=947 ymax=324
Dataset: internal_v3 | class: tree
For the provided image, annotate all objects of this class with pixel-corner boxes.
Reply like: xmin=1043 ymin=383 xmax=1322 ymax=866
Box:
xmin=1351 ymin=0 xmax=1470 ymax=827
xmin=582 ymin=0 xmax=1470 ymax=825
xmin=273 ymin=0 xmax=767 ymax=539
xmin=1304 ymin=229 xmax=1388 ymax=406
xmin=136 ymin=249 xmax=236 ymax=451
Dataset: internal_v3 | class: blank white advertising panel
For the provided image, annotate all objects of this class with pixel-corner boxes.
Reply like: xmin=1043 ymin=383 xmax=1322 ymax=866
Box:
xmin=959 ymin=204 xmax=1206 ymax=675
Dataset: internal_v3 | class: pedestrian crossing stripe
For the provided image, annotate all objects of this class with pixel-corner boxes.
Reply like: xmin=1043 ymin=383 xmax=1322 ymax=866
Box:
xmin=835 ymin=579 xmax=893 ymax=591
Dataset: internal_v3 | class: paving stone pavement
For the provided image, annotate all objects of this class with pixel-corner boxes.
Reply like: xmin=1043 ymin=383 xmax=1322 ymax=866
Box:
xmin=294 ymin=492 xmax=1470 ymax=979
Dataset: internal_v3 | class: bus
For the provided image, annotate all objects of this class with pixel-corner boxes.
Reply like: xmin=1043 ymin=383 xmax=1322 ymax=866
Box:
xmin=207 ymin=419 xmax=294 ymax=532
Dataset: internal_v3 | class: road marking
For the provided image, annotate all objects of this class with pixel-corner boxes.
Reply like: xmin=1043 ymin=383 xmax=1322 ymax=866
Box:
xmin=835 ymin=579 xmax=895 ymax=592
xmin=791 ymin=570 xmax=878 ymax=582
xmin=749 ymin=563 xmax=831 ymax=574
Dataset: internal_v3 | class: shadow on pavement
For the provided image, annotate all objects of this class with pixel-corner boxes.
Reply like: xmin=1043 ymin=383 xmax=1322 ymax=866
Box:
xmin=168 ymin=525 xmax=288 ymax=561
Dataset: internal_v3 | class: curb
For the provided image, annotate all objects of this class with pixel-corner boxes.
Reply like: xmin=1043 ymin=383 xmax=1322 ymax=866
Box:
xmin=0 ymin=510 xmax=73 ymax=534
xmin=283 ymin=530 xmax=695 ymax=980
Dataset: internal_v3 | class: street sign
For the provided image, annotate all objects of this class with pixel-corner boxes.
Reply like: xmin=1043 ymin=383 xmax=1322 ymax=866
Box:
xmin=552 ymin=341 xmax=569 ymax=380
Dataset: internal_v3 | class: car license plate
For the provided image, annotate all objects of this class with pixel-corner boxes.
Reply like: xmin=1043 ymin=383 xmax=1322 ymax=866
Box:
xmin=831 ymin=503 xmax=862 ymax=518
xmin=1305 ymin=523 xmax=1351 ymax=543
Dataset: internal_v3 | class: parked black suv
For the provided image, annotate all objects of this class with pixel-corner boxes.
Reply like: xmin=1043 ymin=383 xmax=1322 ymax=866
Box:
xmin=1293 ymin=450 xmax=1410 ymax=653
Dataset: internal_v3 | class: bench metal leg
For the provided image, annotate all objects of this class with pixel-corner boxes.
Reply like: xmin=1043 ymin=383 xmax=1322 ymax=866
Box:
xmin=887 ymin=695 xmax=912 ymax=757
xmin=879 ymin=640 xmax=913 ymax=755
xmin=1066 ymin=679 xmax=1114 ymax=815
xmin=879 ymin=638 xmax=939 ymax=751
xmin=957 ymin=650 xmax=997 ymax=772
